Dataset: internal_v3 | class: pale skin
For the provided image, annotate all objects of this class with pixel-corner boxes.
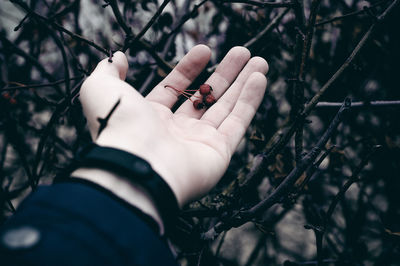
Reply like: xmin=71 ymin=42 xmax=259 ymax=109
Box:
xmin=74 ymin=45 xmax=268 ymax=214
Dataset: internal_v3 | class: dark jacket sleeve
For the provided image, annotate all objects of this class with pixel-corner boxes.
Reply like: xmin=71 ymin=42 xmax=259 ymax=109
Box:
xmin=0 ymin=181 xmax=179 ymax=266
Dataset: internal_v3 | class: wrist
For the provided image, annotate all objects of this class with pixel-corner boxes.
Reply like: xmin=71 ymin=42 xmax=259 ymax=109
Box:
xmin=62 ymin=143 xmax=179 ymax=233
xmin=95 ymin=132 xmax=187 ymax=207
xmin=71 ymin=167 xmax=165 ymax=234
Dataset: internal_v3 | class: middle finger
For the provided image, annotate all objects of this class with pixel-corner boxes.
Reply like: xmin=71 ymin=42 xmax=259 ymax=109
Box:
xmin=175 ymin=46 xmax=251 ymax=118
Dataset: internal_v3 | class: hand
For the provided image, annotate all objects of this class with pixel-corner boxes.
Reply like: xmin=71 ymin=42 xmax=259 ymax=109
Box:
xmin=79 ymin=45 xmax=268 ymax=207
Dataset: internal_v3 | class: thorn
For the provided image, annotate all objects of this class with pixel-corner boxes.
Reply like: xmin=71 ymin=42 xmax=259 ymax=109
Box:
xmin=304 ymin=224 xmax=324 ymax=233
xmin=363 ymin=6 xmax=378 ymax=22
xmin=344 ymin=97 xmax=352 ymax=108
xmin=14 ymin=13 xmax=30 ymax=31
xmin=97 ymin=98 xmax=121 ymax=137
xmin=108 ymin=49 xmax=113 ymax=63
xmin=294 ymin=26 xmax=305 ymax=39
xmin=102 ymin=0 xmax=110 ymax=8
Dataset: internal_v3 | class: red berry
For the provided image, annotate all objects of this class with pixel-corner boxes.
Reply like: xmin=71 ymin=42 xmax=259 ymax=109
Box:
xmin=199 ymin=84 xmax=212 ymax=95
xmin=204 ymin=94 xmax=216 ymax=107
xmin=193 ymin=100 xmax=204 ymax=110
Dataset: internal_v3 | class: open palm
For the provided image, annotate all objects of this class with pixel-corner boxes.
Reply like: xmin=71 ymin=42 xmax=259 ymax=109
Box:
xmin=80 ymin=45 xmax=268 ymax=206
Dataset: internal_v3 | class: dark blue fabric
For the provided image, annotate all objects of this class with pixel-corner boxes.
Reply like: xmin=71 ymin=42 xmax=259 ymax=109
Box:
xmin=0 ymin=182 xmax=179 ymax=266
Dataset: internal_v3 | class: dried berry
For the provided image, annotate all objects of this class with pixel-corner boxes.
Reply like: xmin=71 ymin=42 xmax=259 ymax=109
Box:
xmin=165 ymin=84 xmax=215 ymax=110
xmin=193 ymin=100 xmax=204 ymax=109
xmin=204 ymin=94 xmax=216 ymax=107
xmin=199 ymin=84 xmax=212 ymax=95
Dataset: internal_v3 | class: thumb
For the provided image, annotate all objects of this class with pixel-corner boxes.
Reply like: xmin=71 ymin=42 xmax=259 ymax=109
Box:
xmin=91 ymin=51 xmax=128 ymax=80
xmin=79 ymin=51 xmax=133 ymax=139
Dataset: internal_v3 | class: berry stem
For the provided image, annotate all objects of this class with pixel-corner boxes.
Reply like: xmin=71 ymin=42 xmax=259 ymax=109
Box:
xmin=164 ymin=85 xmax=202 ymax=101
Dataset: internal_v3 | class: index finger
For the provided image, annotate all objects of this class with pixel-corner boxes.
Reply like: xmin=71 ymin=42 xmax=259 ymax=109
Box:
xmin=145 ymin=45 xmax=211 ymax=108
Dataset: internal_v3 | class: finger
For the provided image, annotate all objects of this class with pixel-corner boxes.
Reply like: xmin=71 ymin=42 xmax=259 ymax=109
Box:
xmin=90 ymin=51 xmax=129 ymax=80
xmin=80 ymin=52 xmax=142 ymax=138
xmin=175 ymin=46 xmax=251 ymax=117
xmin=218 ymin=72 xmax=267 ymax=155
xmin=200 ymin=56 xmax=268 ymax=128
xmin=145 ymin=45 xmax=211 ymax=108
xmin=80 ymin=50 xmax=132 ymax=110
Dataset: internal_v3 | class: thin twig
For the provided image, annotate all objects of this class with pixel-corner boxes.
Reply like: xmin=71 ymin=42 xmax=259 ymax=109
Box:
xmin=289 ymin=0 xmax=307 ymax=163
xmin=219 ymin=0 xmax=293 ymax=8
xmin=202 ymin=99 xmax=351 ymax=240
xmin=316 ymin=100 xmax=400 ymax=108
xmin=11 ymin=0 xmax=173 ymax=72
xmin=304 ymin=0 xmax=400 ymax=116
xmin=48 ymin=29 xmax=71 ymax=98
xmin=244 ymin=234 xmax=268 ymax=266
xmin=246 ymin=99 xmax=350 ymax=216
xmin=10 ymin=0 xmax=109 ymax=54
xmin=107 ymin=0 xmax=132 ymax=36
xmin=324 ymin=145 xmax=381 ymax=223
xmin=234 ymin=0 xmax=399 ymax=192
xmin=244 ymin=8 xmax=290 ymax=48
xmin=2 ymin=77 xmax=83 ymax=92
xmin=123 ymin=0 xmax=172 ymax=52
xmin=294 ymin=0 xmax=322 ymax=164
xmin=155 ymin=0 xmax=209 ymax=49
xmin=49 ymin=0 xmax=80 ymax=20
xmin=0 ymin=34 xmax=64 ymax=95
xmin=315 ymin=0 xmax=387 ymax=27
xmin=32 ymin=79 xmax=83 ymax=182
xmin=215 ymin=231 xmax=227 ymax=257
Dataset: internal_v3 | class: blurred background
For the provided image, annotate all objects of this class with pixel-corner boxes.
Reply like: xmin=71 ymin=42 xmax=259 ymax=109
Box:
xmin=1 ymin=0 xmax=399 ymax=265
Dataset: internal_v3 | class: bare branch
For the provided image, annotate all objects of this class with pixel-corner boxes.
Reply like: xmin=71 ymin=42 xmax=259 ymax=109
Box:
xmin=316 ymin=100 xmax=400 ymax=108
xmin=123 ymin=0 xmax=172 ymax=52
xmin=202 ymin=99 xmax=351 ymax=240
xmin=304 ymin=0 xmax=400 ymax=116
xmin=219 ymin=0 xmax=293 ymax=8
xmin=244 ymin=8 xmax=290 ymax=48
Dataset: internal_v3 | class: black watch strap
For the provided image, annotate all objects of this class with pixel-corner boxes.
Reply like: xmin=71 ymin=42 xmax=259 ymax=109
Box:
xmin=57 ymin=143 xmax=179 ymax=234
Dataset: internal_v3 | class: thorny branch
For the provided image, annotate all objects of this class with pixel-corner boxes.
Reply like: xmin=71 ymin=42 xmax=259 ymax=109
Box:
xmin=202 ymin=99 xmax=351 ymax=240
xmin=122 ymin=0 xmax=172 ymax=52
xmin=316 ymin=100 xmax=400 ymax=108
xmin=305 ymin=145 xmax=381 ymax=265
xmin=223 ymin=0 xmax=399 ymax=203
xmin=304 ymin=0 xmax=399 ymax=115
xmin=219 ymin=0 xmax=293 ymax=8
xmin=1 ymin=0 xmax=400 ymax=264
xmin=294 ymin=0 xmax=322 ymax=164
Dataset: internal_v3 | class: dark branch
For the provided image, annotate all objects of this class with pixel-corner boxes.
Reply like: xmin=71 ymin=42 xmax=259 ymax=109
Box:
xmin=97 ymin=98 xmax=121 ymax=137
